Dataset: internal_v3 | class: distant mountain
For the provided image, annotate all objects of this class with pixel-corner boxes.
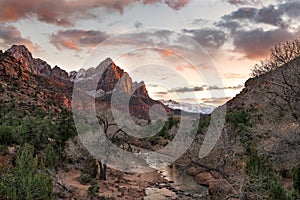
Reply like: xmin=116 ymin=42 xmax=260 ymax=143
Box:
xmin=161 ymin=100 xmax=215 ymax=114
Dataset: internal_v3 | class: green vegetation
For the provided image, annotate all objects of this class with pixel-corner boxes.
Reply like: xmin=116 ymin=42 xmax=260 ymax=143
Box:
xmin=148 ymin=117 xmax=179 ymax=143
xmin=0 ymin=105 xmax=76 ymax=151
xmin=226 ymin=109 xmax=252 ymax=155
xmin=157 ymin=117 xmax=179 ymax=139
xmin=88 ymin=184 xmax=100 ymax=199
xmin=80 ymin=173 xmax=92 ymax=185
xmin=197 ymin=116 xmax=211 ymax=134
xmin=244 ymin=151 xmax=299 ymax=199
xmin=293 ymin=167 xmax=300 ymax=194
xmin=225 ymin=110 xmax=299 ymax=199
xmin=0 ymin=83 xmax=4 ymax=93
xmin=0 ymin=144 xmax=53 ymax=200
xmin=226 ymin=109 xmax=249 ymax=126
xmin=45 ymin=144 xmax=60 ymax=170
xmin=0 ymin=99 xmax=76 ymax=199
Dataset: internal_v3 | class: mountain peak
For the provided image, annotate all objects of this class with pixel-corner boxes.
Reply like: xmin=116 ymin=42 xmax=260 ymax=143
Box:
xmin=6 ymin=44 xmax=39 ymax=74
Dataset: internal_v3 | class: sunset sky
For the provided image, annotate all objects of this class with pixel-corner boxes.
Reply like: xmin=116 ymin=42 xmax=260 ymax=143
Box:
xmin=0 ymin=0 xmax=299 ymax=106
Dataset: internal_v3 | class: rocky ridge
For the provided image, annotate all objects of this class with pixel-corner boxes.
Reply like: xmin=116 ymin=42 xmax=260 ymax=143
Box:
xmin=0 ymin=45 xmax=168 ymax=119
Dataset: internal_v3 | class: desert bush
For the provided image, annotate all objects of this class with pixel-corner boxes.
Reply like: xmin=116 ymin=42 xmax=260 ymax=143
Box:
xmin=268 ymin=177 xmax=289 ymax=200
xmin=80 ymin=173 xmax=92 ymax=185
xmin=88 ymin=184 xmax=100 ymax=199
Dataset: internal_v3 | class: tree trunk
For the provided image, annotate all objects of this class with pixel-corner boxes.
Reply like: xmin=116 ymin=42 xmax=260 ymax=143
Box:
xmin=99 ymin=161 xmax=107 ymax=181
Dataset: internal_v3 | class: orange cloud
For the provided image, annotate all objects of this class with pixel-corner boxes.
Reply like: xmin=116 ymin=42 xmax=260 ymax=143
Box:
xmin=223 ymin=73 xmax=247 ymax=79
xmin=0 ymin=0 xmax=191 ymax=26
xmin=162 ymin=50 xmax=174 ymax=57
xmin=62 ymin=40 xmax=80 ymax=50
xmin=50 ymin=29 xmax=108 ymax=51
xmin=0 ymin=24 xmax=39 ymax=52
xmin=176 ymin=66 xmax=185 ymax=71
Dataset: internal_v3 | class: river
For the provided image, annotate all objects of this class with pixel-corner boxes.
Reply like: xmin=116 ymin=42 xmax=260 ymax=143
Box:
xmin=143 ymin=164 xmax=210 ymax=199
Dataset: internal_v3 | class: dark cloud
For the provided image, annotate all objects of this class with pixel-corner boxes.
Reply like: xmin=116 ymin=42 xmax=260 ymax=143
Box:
xmin=0 ymin=24 xmax=38 ymax=51
xmin=222 ymin=5 xmax=287 ymax=29
xmin=182 ymin=28 xmax=227 ymax=49
xmin=278 ymin=1 xmax=300 ymax=18
xmin=169 ymin=85 xmax=243 ymax=93
xmin=217 ymin=1 xmax=300 ymax=60
xmin=134 ymin=21 xmax=143 ymax=28
xmin=232 ymin=28 xmax=294 ymax=59
xmin=223 ymin=7 xmax=257 ymax=20
xmin=0 ymin=0 xmax=191 ymax=26
xmin=169 ymin=86 xmax=204 ymax=93
xmin=50 ymin=29 xmax=108 ymax=51
xmin=154 ymin=91 xmax=168 ymax=95
xmin=207 ymin=85 xmax=244 ymax=90
xmin=224 ymin=0 xmax=262 ymax=6
xmin=256 ymin=5 xmax=287 ymax=28
xmin=192 ymin=18 xmax=209 ymax=26
xmin=201 ymin=97 xmax=232 ymax=105
xmin=216 ymin=21 xmax=240 ymax=33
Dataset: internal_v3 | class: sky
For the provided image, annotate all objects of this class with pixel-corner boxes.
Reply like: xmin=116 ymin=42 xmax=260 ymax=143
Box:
xmin=0 ymin=0 xmax=299 ymax=106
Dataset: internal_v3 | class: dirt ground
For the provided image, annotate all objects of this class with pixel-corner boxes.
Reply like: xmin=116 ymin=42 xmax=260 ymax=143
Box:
xmin=57 ymin=166 xmax=168 ymax=199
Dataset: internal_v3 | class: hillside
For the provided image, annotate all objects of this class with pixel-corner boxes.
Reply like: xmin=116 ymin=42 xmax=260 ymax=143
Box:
xmin=175 ymin=57 xmax=300 ymax=199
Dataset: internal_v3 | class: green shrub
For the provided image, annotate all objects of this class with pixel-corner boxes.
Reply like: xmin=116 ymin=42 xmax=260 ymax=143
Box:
xmin=246 ymin=151 xmax=270 ymax=178
xmin=293 ymin=167 xmax=300 ymax=193
xmin=268 ymin=178 xmax=288 ymax=200
xmin=197 ymin=116 xmax=211 ymax=133
xmin=226 ymin=109 xmax=249 ymax=126
xmin=88 ymin=184 xmax=100 ymax=198
xmin=82 ymin=158 xmax=98 ymax=178
xmin=80 ymin=173 xmax=92 ymax=185
xmin=45 ymin=144 xmax=59 ymax=169
xmin=0 ymin=125 xmax=16 ymax=145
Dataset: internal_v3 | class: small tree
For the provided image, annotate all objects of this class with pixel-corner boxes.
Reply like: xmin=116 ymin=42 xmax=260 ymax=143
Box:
xmin=0 ymin=144 xmax=53 ymax=199
xmin=45 ymin=144 xmax=59 ymax=170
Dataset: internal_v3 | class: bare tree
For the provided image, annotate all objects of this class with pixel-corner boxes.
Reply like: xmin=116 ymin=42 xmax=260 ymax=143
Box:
xmin=251 ymin=38 xmax=300 ymax=77
xmin=249 ymin=38 xmax=300 ymax=122
xmin=266 ymin=59 xmax=300 ymax=122
xmin=96 ymin=114 xmax=132 ymax=180
xmin=271 ymin=39 xmax=300 ymax=66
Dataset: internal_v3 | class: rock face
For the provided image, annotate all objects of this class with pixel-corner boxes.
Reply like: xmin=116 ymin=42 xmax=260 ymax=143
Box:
xmin=0 ymin=49 xmax=30 ymax=80
xmin=5 ymin=45 xmax=72 ymax=86
xmin=98 ymin=59 xmax=132 ymax=94
xmin=6 ymin=45 xmax=39 ymax=74
xmin=208 ymin=179 xmax=236 ymax=200
xmin=96 ymin=58 xmax=149 ymax=98
xmin=195 ymin=172 xmax=214 ymax=186
xmin=35 ymin=58 xmax=51 ymax=76
xmin=74 ymin=58 xmax=170 ymax=119
xmin=50 ymin=65 xmax=70 ymax=85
